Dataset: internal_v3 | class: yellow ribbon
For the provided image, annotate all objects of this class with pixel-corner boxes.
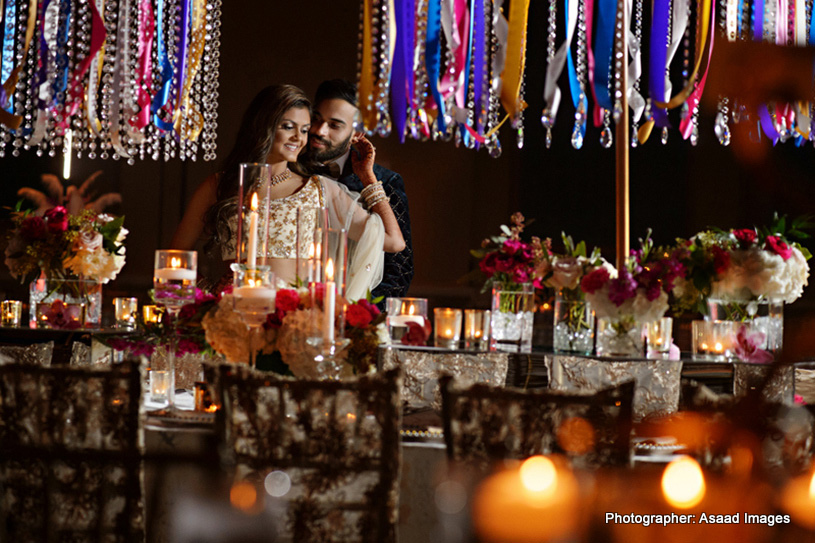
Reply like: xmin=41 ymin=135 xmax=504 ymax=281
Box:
xmin=0 ymin=0 xmax=38 ymax=129
xmin=499 ymin=0 xmax=531 ymax=118
xmin=358 ymin=0 xmax=377 ymax=131
xmin=173 ymin=0 xmax=207 ymax=140
xmin=640 ymin=0 xmax=711 ymax=143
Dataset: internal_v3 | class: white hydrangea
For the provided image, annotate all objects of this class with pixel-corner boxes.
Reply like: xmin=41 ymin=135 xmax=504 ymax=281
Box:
xmin=712 ymin=246 xmax=809 ymax=303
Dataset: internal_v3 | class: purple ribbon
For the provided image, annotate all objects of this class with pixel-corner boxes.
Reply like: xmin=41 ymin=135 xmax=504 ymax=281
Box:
xmin=758 ymin=105 xmax=780 ymax=143
xmin=392 ymin=0 xmax=414 ymax=143
xmin=649 ymin=0 xmax=671 ymax=127
xmin=753 ymin=0 xmax=763 ymax=41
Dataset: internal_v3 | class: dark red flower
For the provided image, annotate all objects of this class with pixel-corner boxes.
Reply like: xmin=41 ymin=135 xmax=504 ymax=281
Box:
xmin=357 ymin=298 xmax=381 ymax=316
xmin=43 ymin=206 xmax=69 ymax=233
xmin=479 ymin=252 xmax=498 ymax=277
xmin=765 ymin=235 xmax=793 ymax=260
xmin=19 ymin=216 xmax=47 ymax=241
xmin=264 ymin=308 xmax=285 ymax=329
xmin=733 ymin=228 xmax=757 ymax=246
xmin=346 ymin=303 xmax=374 ymax=328
xmin=401 ymin=320 xmax=429 ymax=346
xmin=580 ymin=267 xmax=611 ymax=294
xmin=276 ymin=289 xmax=300 ymax=313
xmin=710 ymin=245 xmax=731 ymax=276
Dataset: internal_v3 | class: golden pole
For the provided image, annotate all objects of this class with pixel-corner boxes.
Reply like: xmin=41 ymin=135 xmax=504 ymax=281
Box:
xmin=615 ymin=0 xmax=630 ymax=270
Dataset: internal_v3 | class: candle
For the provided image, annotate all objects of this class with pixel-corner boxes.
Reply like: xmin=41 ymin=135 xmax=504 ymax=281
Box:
xmin=143 ymin=305 xmax=164 ymax=324
xmin=246 ymin=192 xmax=259 ymax=268
xmin=324 ymin=258 xmax=336 ymax=344
xmin=434 ymin=308 xmax=462 ymax=349
xmin=150 ymin=370 xmax=169 ymax=403
xmin=307 ymin=242 xmax=316 ymax=283
xmin=780 ymin=471 xmax=815 ymax=530
xmin=661 ymin=456 xmax=706 ymax=509
xmin=153 ymin=267 xmax=196 ymax=281
xmin=1 ymin=300 xmax=22 ymax=327
xmin=464 ymin=309 xmax=491 ymax=350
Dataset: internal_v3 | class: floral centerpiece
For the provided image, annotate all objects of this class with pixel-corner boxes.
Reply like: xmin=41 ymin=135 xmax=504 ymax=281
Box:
xmin=536 ymin=233 xmax=604 ymax=354
xmin=471 ymin=212 xmax=544 ymax=352
xmin=580 ymin=232 xmax=686 ymax=356
xmin=5 ymin=202 xmax=127 ymax=328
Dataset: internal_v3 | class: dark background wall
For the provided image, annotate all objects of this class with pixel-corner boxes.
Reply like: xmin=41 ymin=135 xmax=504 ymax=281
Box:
xmin=2 ymin=0 xmax=815 ymax=320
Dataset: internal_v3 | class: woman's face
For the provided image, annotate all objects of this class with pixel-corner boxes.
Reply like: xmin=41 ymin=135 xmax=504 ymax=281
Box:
xmin=268 ymin=106 xmax=311 ymax=163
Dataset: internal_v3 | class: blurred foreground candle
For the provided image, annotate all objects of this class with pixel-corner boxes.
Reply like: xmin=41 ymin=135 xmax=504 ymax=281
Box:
xmin=646 ymin=317 xmax=673 ymax=358
xmin=150 ymin=370 xmax=169 ymax=403
xmin=1 ymin=300 xmax=22 ymax=327
xmin=780 ymin=470 xmax=815 ymax=531
xmin=114 ymin=297 xmax=139 ymax=329
xmin=464 ymin=309 xmax=490 ymax=350
xmin=473 ymin=455 xmax=580 ymax=542
xmin=434 ymin=308 xmax=462 ymax=349
xmin=143 ymin=305 xmax=164 ymax=324
xmin=662 ymin=456 xmax=706 ymax=508
xmin=386 ymin=297 xmax=428 ymax=341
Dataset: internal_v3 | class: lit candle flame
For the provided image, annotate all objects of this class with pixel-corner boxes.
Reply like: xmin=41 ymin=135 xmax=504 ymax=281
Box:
xmin=250 ymin=192 xmax=258 ymax=211
xmin=170 ymin=257 xmax=181 ymax=269
xmin=662 ymin=456 xmax=706 ymax=509
xmin=714 ymin=342 xmax=723 ymax=352
xmin=809 ymin=471 xmax=815 ymax=500
xmin=326 ymin=258 xmax=334 ymax=281
xmin=408 ymin=304 xmax=415 ymax=315
xmin=519 ymin=455 xmax=558 ymax=499
xmin=308 ymin=243 xmax=315 ymax=258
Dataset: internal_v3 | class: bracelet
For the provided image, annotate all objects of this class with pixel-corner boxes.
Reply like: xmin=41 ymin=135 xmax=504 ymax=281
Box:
xmin=363 ymin=186 xmax=387 ymax=205
xmin=366 ymin=192 xmax=389 ymax=208
xmin=361 ymin=181 xmax=383 ymax=199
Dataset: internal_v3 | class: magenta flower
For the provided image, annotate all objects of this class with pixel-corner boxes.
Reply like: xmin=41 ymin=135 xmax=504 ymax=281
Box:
xmin=40 ymin=299 xmax=83 ymax=329
xmin=733 ymin=325 xmax=774 ymax=364
xmin=733 ymin=228 xmax=757 ymax=246
xmin=608 ymin=269 xmax=637 ymax=306
xmin=580 ymin=267 xmax=611 ymax=294
xmin=765 ymin=235 xmax=793 ymax=260
xmin=19 ymin=216 xmax=48 ymax=241
xmin=503 ymin=239 xmax=524 ymax=255
xmin=43 ymin=206 xmax=69 ymax=233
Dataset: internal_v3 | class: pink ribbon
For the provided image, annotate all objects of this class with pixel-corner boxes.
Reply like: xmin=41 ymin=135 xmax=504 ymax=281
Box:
xmin=131 ymin=0 xmax=155 ymax=130
xmin=59 ymin=0 xmax=106 ymax=129
xmin=440 ymin=0 xmax=469 ymax=108
xmin=583 ymin=0 xmax=602 ymax=127
xmin=679 ymin=0 xmax=715 ymax=139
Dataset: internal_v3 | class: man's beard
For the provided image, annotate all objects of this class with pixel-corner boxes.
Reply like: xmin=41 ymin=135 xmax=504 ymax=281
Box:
xmin=308 ymin=133 xmax=352 ymax=163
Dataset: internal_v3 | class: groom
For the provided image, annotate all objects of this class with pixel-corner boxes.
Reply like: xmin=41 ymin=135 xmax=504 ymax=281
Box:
xmin=304 ymin=79 xmax=414 ymax=304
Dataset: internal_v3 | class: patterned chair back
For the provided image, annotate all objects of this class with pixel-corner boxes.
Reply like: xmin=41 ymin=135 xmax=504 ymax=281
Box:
xmin=216 ymin=366 xmax=402 ymax=543
xmin=441 ymin=376 xmax=635 ymax=469
xmin=0 ymin=360 xmax=144 ymax=542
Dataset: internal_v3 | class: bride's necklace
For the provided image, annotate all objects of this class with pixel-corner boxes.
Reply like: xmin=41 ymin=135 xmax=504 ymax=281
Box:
xmin=269 ymin=168 xmax=292 ymax=187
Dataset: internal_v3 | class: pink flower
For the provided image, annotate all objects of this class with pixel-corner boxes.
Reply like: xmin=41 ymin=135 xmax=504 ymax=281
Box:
xmin=73 ymin=228 xmax=104 ymax=251
xmin=502 ymin=239 xmax=524 ymax=255
xmin=733 ymin=228 xmax=757 ymax=246
xmin=580 ymin=267 xmax=610 ymax=294
xmin=608 ymin=270 xmax=637 ymax=306
xmin=276 ymin=289 xmax=300 ymax=313
xmin=19 ymin=216 xmax=47 ymax=241
xmin=40 ymin=299 xmax=83 ymax=329
xmin=512 ymin=267 xmax=530 ymax=283
xmin=357 ymin=298 xmax=381 ymax=316
xmin=401 ymin=320 xmax=430 ymax=346
xmin=733 ymin=325 xmax=774 ymax=364
xmin=765 ymin=235 xmax=793 ymax=260
xmin=43 ymin=206 xmax=69 ymax=233
xmin=346 ymin=303 xmax=374 ymax=328
xmin=479 ymin=252 xmax=498 ymax=277
xmin=794 ymin=394 xmax=807 ymax=405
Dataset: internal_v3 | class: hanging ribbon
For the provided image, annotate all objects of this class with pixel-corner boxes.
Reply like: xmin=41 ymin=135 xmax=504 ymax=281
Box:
xmin=679 ymin=0 xmax=715 ymax=139
xmin=108 ymin=0 xmax=131 ymax=157
xmin=754 ymin=0 xmax=764 ymax=40
xmin=26 ymin=0 xmax=59 ymax=146
xmin=593 ymin=0 xmax=615 ymax=116
xmin=648 ymin=0 xmax=671 ymax=128
xmin=472 ymin=0 xmax=486 ymax=137
xmin=1 ymin=0 xmax=16 ymax=111
xmin=499 ymin=0 xmax=530 ymax=119
xmin=151 ymin=0 xmax=175 ymax=131
xmin=542 ymin=0 xmax=578 ymax=122
xmin=85 ymin=0 xmax=105 ymax=136
xmin=51 ymin=0 xmax=71 ymax=110
xmin=391 ymin=0 xmax=413 ymax=142
xmin=460 ymin=0 xmax=475 ymax=145
xmin=425 ymin=0 xmax=446 ymax=132
xmin=0 ymin=0 xmax=37 ymax=129
xmin=129 ymin=0 xmax=155 ymax=132
xmin=173 ymin=0 xmax=207 ymax=140
xmin=582 ymin=0 xmax=602 ymax=127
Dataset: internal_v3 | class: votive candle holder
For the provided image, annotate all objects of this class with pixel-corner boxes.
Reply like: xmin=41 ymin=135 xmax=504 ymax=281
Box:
xmin=1 ymin=300 xmax=22 ymax=327
xmin=464 ymin=309 xmax=491 ymax=350
xmin=434 ymin=308 xmax=462 ymax=349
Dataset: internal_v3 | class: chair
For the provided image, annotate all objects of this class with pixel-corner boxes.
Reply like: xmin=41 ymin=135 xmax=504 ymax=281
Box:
xmin=440 ymin=376 xmax=635 ymax=469
xmin=0 ymin=360 xmax=144 ymax=542
xmin=216 ymin=366 xmax=402 ymax=543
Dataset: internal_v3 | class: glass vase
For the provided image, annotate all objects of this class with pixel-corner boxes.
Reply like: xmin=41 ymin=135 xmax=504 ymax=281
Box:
xmin=706 ymin=298 xmax=784 ymax=361
xmin=595 ymin=317 xmax=643 ymax=358
xmin=490 ymin=282 xmax=534 ymax=353
xmin=553 ymin=289 xmax=594 ymax=355
xmin=29 ymin=276 xmax=103 ymax=329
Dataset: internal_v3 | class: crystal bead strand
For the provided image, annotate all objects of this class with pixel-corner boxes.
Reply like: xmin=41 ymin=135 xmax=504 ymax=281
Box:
xmin=201 ymin=0 xmax=221 ymax=161
xmin=486 ymin=0 xmax=502 ymax=157
xmin=571 ymin=0 xmax=588 ymax=149
xmin=541 ymin=0 xmax=557 ymax=148
xmin=375 ymin=0 xmax=392 ymax=137
xmin=14 ymin=7 xmax=36 ymax=156
xmin=714 ymin=0 xmax=731 ymax=145
xmin=661 ymin=0 xmax=673 ymax=145
xmin=410 ymin=0 xmax=429 ymax=141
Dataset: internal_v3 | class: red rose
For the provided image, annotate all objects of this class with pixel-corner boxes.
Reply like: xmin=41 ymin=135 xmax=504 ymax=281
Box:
xmin=19 ymin=216 xmax=48 ymax=241
xmin=732 ymin=228 xmax=757 ymax=246
xmin=765 ymin=235 xmax=793 ymax=260
xmin=43 ymin=206 xmax=69 ymax=233
xmin=710 ymin=245 xmax=731 ymax=275
xmin=346 ymin=303 xmax=374 ymax=328
xmin=264 ymin=308 xmax=285 ymax=330
xmin=401 ymin=320 xmax=429 ymax=346
xmin=276 ymin=289 xmax=300 ymax=313
xmin=580 ymin=267 xmax=611 ymax=294
xmin=479 ymin=252 xmax=498 ymax=277
xmin=357 ymin=298 xmax=381 ymax=316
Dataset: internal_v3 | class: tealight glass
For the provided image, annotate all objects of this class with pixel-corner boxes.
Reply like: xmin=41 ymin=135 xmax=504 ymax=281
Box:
xmin=434 ymin=308 xmax=462 ymax=349
xmin=1 ymin=300 xmax=22 ymax=327
xmin=386 ymin=297 xmax=428 ymax=342
xmin=114 ymin=297 xmax=139 ymax=329
xmin=464 ymin=309 xmax=491 ymax=350
xmin=645 ymin=317 xmax=673 ymax=358
xmin=143 ymin=305 xmax=164 ymax=324
xmin=150 ymin=370 xmax=170 ymax=404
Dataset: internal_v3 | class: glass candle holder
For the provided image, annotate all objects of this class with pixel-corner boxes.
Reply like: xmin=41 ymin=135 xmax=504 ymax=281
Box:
xmin=150 ymin=370 xmax=170 ymax=404
xmin=143 ymin=305 xmax=164 ymax=324
xmin=434 ymin=308 xmax=462 ymax=349
xmin=386 ymin=297 xmax=428 ymax=342
xmin=1 ymin=300 xmax=22 ymax=327
xmin=645 ymin=317 xmax=673 ymax=358
xmin=692 ymin=320 xmax=735 ymax=361
xmin=114 ymin=297 xmax=139 ymax=329
xmin=464 ymin=309 xmax=491 ymax=350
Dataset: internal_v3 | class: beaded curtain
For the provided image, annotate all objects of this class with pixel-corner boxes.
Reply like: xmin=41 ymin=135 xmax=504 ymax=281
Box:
xmin=0 ymin=0 xmax=221 ymax=162
xmin=358 ymin=0 xmax=815 ymax=156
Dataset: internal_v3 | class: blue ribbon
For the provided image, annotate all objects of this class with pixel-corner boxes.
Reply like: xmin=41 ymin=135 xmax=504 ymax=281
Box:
xmin=459 ymin=0 xmax=475 ymax=146
xmin=566 ymin=0 xmax=586 ymax=140
xmin=593 ymin=0 xmax=615 ymax=110
xmin=1 ymin=0 xmax=16 ymax=111
xmin=649 ymin=0 xmax=671 ymax=127
xmin=425 ymin=0 xmax=446 ymax=133
xmin=737 ymin=0 xmax=745 ymax=37
xmin=753 ymin=0 xmax=763 ymax=41
xmin=392 ymin=0 xmax=412 ymax=143
xmin=151 ymin=0 xmax=175 ymax=131
xmin=810 ymin=0 xmax=815 ymax=45
xmin=472 ymin=0 xmax=486 ymax=140
xmin=52 ymin=0 xmax=71 ymax=109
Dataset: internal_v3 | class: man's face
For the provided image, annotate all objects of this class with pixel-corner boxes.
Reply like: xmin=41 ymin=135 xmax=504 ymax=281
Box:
xmin=308 ymin=98 xmax=357 ymax=162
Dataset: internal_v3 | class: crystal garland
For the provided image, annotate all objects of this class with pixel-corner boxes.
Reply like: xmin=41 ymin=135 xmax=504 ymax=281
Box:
xmin=357 ymin=0 xmax=815 ymax=154
xmin=0 ymin=0 xmax=222 ymax=162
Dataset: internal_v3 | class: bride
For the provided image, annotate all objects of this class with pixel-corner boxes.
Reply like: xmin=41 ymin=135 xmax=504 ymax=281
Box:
xmin=171 ymin=84 xmax=405 ymax=299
